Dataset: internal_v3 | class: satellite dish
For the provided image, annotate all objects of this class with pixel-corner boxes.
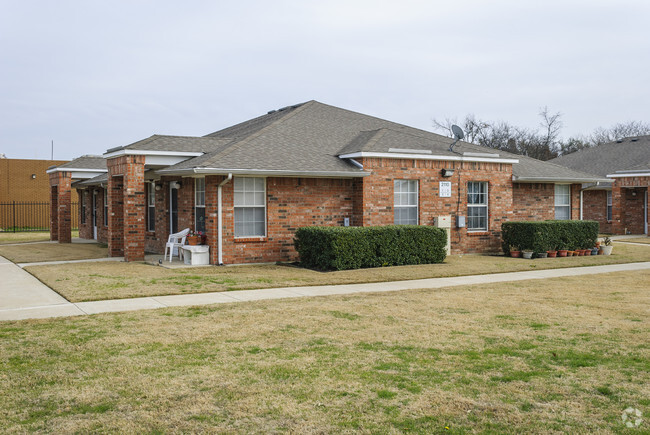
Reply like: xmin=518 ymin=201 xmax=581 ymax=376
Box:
xmin=449 ymin=125 xmax=465 ymax=153
xmin=451 ymin=124 xmax=464 ymax=140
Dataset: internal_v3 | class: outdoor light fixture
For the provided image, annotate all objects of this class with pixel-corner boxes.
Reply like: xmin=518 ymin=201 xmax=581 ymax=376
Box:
xmin=441 ymin=168 xmax=454 ymax=177
xmin=31 ymin=174 xmax=36 ymax=179
xmin=155 ymin=184 xmax=162 ymax=191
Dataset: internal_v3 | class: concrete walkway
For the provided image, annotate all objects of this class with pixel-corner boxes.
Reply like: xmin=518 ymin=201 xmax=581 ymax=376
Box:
xmin=2 ymin=256 xmax=650 ymax=322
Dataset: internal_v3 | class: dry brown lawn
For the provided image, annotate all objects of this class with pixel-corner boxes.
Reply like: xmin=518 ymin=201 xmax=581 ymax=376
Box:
xmin=0 ymin=270 xmax=648 ymax=433
xmin=0 ymin=231 xmax=79 ymax=245
xmin=24 ymin=242 xmax=650 ymax=302
xmin=0 ymin=241 xmax=107 ymax=263
xmin=619 ymin=236 xmax=650 ymax=244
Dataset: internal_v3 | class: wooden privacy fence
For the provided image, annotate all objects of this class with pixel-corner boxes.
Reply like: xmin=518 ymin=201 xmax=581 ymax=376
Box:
xmin=0 ymin=201 xmax=79 ymax=232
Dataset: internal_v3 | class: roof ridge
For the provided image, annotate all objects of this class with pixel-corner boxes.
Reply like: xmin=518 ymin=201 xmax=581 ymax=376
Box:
xmin=200 ymin=101 xmax=316 ymax=163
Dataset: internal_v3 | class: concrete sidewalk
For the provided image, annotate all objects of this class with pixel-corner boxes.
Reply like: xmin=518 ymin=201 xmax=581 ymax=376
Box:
xmin=2 ymin=258 xmax=650 ymax=322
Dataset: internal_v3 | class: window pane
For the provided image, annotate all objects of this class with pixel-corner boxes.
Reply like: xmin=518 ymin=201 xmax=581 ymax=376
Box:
xmin=234 ymin=177 xmax=244 ymax=190
xmin=234 ymin=192 xmax=244 ymax=205
xmin=555 ymin=206 xmax=570 ymax=220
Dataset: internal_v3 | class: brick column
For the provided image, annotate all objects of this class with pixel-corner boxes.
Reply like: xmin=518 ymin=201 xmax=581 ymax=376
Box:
xmin=123 ymin=155 xmax=146 ymax=261
xmin=49 ymin=179 xmax=58 ymax=241
xmin=205 ymin=175 xmax=220 ymax=264
xmin=610 ymin=182 xmax=624 ymax=234
xmin=49 ymin=171 xmax=72 ymax=243
xmin=107 ymin=155 xmax=146 ymax=261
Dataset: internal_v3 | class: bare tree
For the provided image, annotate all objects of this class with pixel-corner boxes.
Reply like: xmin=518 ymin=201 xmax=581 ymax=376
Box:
xmin=589 ymin=120 xmax=650 ymax=146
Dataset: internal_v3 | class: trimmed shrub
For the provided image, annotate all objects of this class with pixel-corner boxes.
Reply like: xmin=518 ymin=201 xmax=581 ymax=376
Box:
xmin=294 ymin=225 xmax=447 ymax=271
xmin=501 ymin=220 xmax=599 ymax=254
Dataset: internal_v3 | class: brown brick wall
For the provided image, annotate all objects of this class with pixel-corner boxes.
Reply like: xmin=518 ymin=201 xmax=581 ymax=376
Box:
xmin=0 ymin=158 xmax=78 ymax=203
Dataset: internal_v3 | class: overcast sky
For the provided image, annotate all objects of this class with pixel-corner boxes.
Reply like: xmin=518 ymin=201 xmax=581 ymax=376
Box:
xmin=1 ymin=0 xmax=649 ymax=160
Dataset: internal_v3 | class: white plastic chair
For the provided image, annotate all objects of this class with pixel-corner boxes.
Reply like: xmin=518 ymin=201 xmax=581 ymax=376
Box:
xmin=164 ymin=228 xmax=190 ymax=262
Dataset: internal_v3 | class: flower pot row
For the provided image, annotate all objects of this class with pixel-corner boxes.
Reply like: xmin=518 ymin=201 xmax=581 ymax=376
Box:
xmin=510 ymin=246 xmax=612 ymax=258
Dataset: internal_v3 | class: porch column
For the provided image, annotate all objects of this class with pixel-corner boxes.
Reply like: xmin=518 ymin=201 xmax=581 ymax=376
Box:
xmin=107 ymin=155 xmax=146 ymax=261
xmin=205 ymin=175 xmax=219 ymax=265
xmin=49 ymin=171 xmax=72 ymax=243
xmin=610 ymin=182 xmax=624 ymax=235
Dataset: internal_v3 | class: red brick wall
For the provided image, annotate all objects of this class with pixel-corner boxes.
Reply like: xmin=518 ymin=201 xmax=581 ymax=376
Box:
xmin=512 ymin=183 xmax=582 ymax=221
xmin=582 ymin=190 xmax=611 ymax=233
xmin=216 ymin=177 xmax=356 ymax=264
xmin=49 ymin=171 xmax=72 ymax=243
xmin=355 ymin=158 xmax=514 ymax=254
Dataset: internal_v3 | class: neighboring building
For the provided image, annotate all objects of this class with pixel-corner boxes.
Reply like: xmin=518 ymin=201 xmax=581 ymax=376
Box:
xmin=0 ymin=158 xmax=79 ymax=230
xmin=551 ymin=136 xmax=650 ymax=235
xmin=50 ymin=101 xmax=607 ymax=263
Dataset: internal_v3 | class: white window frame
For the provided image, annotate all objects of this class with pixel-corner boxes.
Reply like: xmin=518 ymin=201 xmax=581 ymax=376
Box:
xmin=234 ymin=177 xmax=266 ymax=238
xmin=147 ymin=182 xmax=156 ymax=232
xmin=195 ymin=178 xmax=206 ymax=233
xmin=467 ymin=181 xmax=488 ymax=231
xmin=394 ymin=179 xmax=419 ymax=225
xmin=606 ymin=190 xmax=612 ymax=221
xmin=554 ymin=184 xmax=571 ymax=220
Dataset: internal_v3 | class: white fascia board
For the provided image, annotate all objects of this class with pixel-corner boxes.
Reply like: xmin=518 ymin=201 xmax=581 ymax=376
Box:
xmin=607 ymin=172 xmax=650 ymax=178
xmin=46 ymin=167 xmax=107 ymax=175
xmin=103 ymin=149 xmax=204 ymax=159
xmin=70 ymin=170 xmax=107 ymax=179
xmin=157 ymin=167 xmax=370 ymax=178
xmin=339 ymin=151 xmax=518 ymax=164
xmin=513 ymin=176 xmax=612 ymax=183
xmin=144 ymin=155 xmax=196 ymax=166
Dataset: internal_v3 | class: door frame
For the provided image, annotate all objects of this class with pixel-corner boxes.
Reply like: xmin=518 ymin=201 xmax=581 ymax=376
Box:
xmin=92 ymin=190 xmax=98 ymax=240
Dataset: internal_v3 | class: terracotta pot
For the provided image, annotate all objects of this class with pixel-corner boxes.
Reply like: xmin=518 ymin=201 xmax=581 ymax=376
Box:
xmin=567 ymin=251 xmax=574 ymax=257
xmin=558 ymin=250 xmax=568 ymax=257
xmin=510 ymin=251 xmax=521 ymax=258
xmin=187 ymin=235 xmax=200 ymax=246
xmin=583 ymin=249 xmax=591 ymax=256
xmin=547 ymin=251 xmax=557 ymax=258
xmin=577 ymin=250 xmax=585 ymax=256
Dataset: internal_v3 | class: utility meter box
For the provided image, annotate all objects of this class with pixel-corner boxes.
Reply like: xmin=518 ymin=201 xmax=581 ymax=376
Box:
xmin=456 ymin=215 xmax=466 ymax=228
xmin=433 ymin=215 xmax=452 ymax=255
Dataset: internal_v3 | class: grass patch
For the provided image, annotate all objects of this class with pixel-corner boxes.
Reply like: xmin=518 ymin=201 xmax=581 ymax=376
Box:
xmin=22 ymin=242 xmax=650 ymax=302
xmin=0 ymin=230 xmax=79 ymax=245
xmin=0 ymin=240 xmax=105 ymax=263
xmin=1 ymin=270 xmax=648 ymax=432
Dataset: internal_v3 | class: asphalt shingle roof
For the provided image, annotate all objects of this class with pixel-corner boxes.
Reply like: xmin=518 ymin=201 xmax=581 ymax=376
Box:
xmin=55 ymin=155 xmax=106 ymax=171
xmin=161 ymin=101 xmax=604 ymax=182
xmin=550 ymin=136 xmax=650 ymax=176
xmin=108 ymin=135 xmax=233 ymax=154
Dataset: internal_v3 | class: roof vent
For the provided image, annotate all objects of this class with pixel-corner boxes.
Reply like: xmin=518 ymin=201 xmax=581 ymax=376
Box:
xmin=616 ymin=139 xmax=623 ymax=143
xmin=630 ymin=137 xmax=639 ymax=142
xmin=267 ymin=110 xmax=277 ymax=114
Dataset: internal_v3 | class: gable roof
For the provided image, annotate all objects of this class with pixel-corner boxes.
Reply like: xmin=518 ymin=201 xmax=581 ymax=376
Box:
xmin=48 ymin=155 xmax=106 ymax=171
xmin=550 ymin=136 xmax=650 ymax=177
xmin=105 ymin=135 xmax=233 ymax=155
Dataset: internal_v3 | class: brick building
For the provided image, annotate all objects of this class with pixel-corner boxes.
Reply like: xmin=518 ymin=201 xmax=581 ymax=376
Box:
xmin=551 ymin=136 xmax=650 ymax=236
xmin=0 ymin=157 xmax=79 ymax=230
xmin=50 ymin=101 xmax=606 ymax=263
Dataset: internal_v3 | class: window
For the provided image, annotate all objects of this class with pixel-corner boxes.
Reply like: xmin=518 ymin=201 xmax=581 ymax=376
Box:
xmin=103 ymin=188 xmax=108 ymax=227
xmin=81 ymin=190 xmax=86 ymax=224
xmin=467 ymin=182 xmax=488 ymax=231
xmin=607 ymin=190 xmax=612 ymax=221
xmin=234 ymin=177 xmax=266 ymax=237
xmin=394 ymin=180 xmax=418 ymax=225
xmin=147 ymin=182 xmax=155 ymax=232
xmin=195 ymin=178 xmax=205 ymax=233
xmin=555 ymin=184 xmax=571 ymax=220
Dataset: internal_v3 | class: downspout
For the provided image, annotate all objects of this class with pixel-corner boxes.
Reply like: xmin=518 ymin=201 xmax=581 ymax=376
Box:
xmin=580 ymin=189 xmax=583 ymax=220
xmin=217 ymin=174 xmax=233 ymax=265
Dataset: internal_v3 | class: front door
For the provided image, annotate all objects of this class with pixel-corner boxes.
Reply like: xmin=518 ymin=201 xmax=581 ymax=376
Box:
xmin=92 ymin=190 xmax=98 ymax=240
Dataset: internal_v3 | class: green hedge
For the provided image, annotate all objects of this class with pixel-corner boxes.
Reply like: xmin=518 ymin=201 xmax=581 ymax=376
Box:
xmin=501 ymin=220 xmax=599 ymax=254
xmin=294 ymin=225 xmax=447 ymax=271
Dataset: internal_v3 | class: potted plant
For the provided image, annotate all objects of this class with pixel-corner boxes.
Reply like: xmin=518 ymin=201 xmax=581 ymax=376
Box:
xmin=601 ymin=237 xmax=613 ymax=255
xmin=558 ymin=247 xmax=568 ymax=257
xmin=509 ymin=246 xmax=521 ymax=258
xmin=522 ymin=250 xmax=534 ymax=259
xmin=546 ymin=249 xmax=557 ymax=258
xmin=537 ymin=251 xmax=548 ymax=258
xmin=590 ymin=246 xmax=599 ymax=255
xmin=186 ymin=230 xmax=202 ymax=246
